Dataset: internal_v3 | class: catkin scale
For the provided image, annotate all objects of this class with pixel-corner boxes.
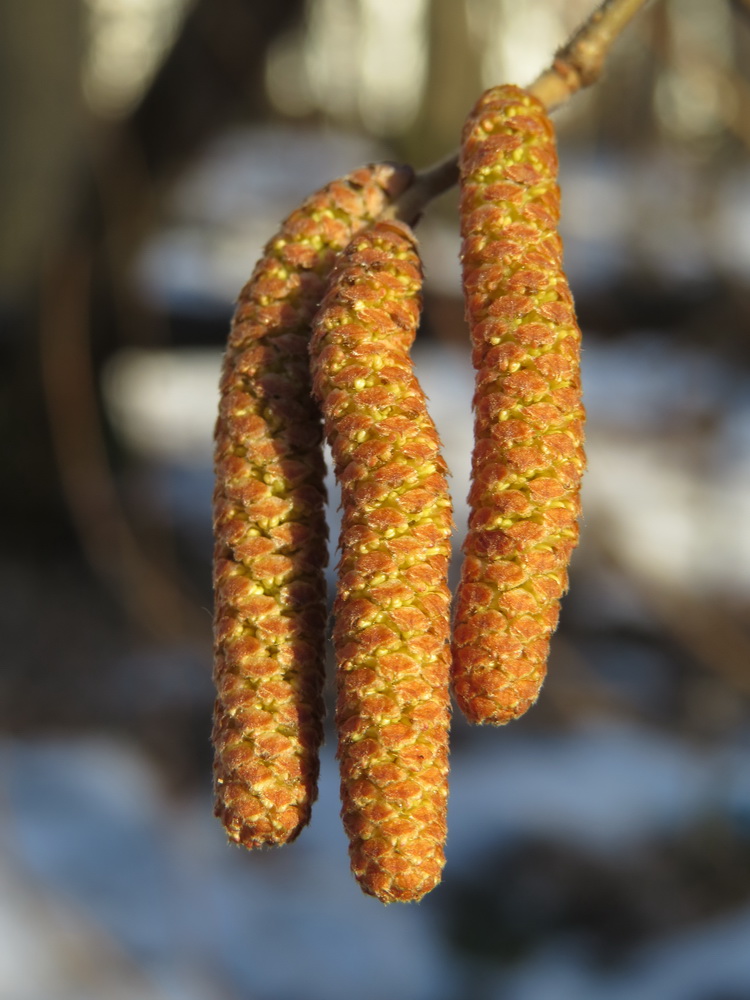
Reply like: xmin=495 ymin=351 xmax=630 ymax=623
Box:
xmin=213 ymin=164 xmax=413 ymax=849
xmin=310 ymin=221 xmax=452 ymax=903
xmin=453 ymin=85 xmax=585 ymax=725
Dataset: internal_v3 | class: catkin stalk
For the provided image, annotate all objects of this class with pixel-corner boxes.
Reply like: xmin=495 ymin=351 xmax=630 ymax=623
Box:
xmin=453 ymin=85 xmax=586 ymax=725
xmin=310 ymin=221 xmax=452 ymax=903
xmin=213 ymin=164 xmax=413 ymax=848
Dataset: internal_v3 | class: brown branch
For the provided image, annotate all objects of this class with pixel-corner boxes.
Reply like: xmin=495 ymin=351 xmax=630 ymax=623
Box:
xmin=383 ymin=153 xmax=460 ymax=224
xmin=392 ymin=0 xmax=653 ymax=223
xmin=530 ymin=0 xmax=652 ymax=111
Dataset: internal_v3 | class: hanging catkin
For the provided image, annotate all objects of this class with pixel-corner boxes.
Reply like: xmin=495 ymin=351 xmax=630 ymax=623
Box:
xmin=452 ymin=84 xmax=586 ymax=725
xmin=213 ymin=164 xmax=413 ymax=849
xmin=310 ymin=220 xmax=452 ymax=903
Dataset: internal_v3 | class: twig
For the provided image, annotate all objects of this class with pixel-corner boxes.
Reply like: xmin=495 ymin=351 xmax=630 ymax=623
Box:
xmin=393 ymin=0 xmax=653 ymax=223
xmin=530 ymin=0 xmax=652 ymax=111
xmin=383 ymin=153 xmax=459 ymax=223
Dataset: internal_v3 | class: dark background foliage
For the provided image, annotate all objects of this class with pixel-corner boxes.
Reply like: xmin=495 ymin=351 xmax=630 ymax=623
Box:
xmin=2 ymin=1 xmax=750 ymax=997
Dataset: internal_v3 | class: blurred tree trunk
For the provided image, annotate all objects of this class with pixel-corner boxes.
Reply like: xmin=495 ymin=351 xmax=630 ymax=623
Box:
xmin=0 ymin=0 xmax=305 ymax=614
xmin=407 ymin=0 xmax=483 ymax=165
xmin=0 ymin=0 xmax=83 ymax=307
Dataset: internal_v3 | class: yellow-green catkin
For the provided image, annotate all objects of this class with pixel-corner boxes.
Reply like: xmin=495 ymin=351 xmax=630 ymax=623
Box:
xmin=213 ymin=164 xmax=413 ymax=849
xmin=452 ymin=85 xmax=586 ymax=725
xmin=310 ymin=220 xmax=452 ymax=903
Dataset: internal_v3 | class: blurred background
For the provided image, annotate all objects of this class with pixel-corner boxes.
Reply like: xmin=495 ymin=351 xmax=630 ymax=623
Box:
xmin=3 ymin=0 xmax=750 ymax=997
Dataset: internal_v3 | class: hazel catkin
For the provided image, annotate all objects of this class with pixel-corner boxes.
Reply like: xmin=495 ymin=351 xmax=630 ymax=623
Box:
xmin=213 ymin=163 xmax=413 ymax=849
xmin=310 ymin=220 xmax=452 ymax=903
xmin=452 ymin=84 xmax=586 ymax=726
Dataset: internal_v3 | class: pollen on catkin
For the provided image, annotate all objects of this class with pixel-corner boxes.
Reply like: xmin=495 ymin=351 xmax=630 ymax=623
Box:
xmin=452 ymin=84 xmax=586 ymax=726
xmin=213 ymin=164 xmax=414 ymax=849
xmin=310 ymin=220 xmax=452 ymax=903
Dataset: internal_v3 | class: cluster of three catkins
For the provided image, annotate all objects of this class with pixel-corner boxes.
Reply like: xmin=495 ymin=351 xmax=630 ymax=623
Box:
xmin=212 ymin=85 xmax=585 ymax=903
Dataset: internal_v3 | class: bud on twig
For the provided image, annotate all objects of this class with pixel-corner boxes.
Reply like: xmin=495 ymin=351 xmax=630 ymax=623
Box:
xmin=310 ymin=221 xmax=452 ymax=902
xmin=213 ymin=164 xmax=413 ymax=848
xmin=453 ymin=86 xmax=586 ymax=725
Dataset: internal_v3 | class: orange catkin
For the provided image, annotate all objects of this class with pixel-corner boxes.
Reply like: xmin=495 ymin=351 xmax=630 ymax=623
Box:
xmin=452 ymin=85 xmax=586 ymax=725
xmin=213 ymin=164 xmax=413 ymax=849
xmin=310 ymin=221 xmax=452 ymax=903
